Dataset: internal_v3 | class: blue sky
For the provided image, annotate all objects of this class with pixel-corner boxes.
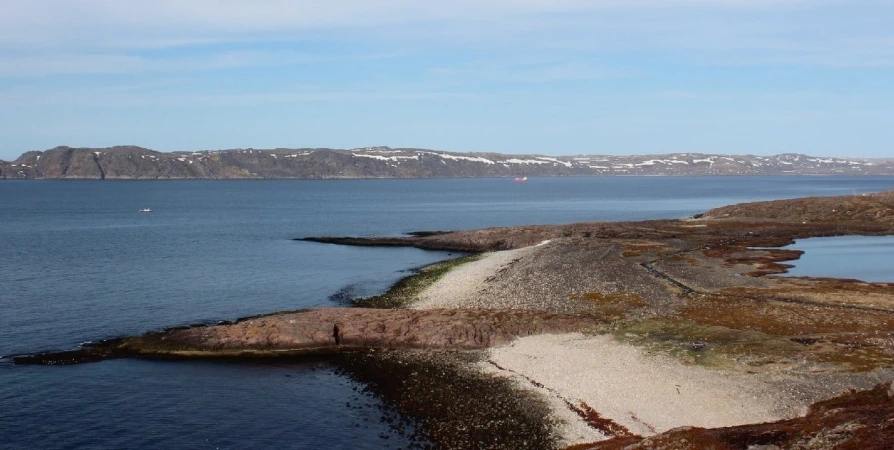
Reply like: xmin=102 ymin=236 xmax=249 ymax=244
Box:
xmin=1 ymin=0 xmax=892 ymax=160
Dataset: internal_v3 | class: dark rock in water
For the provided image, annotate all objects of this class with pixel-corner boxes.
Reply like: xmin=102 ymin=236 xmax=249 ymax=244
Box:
xmin=13 ymin=349 xmax=109 ymax=365
xmin=335 ymin=349 xmax=558 ymax=450
xmin=403 ymin=231 xmax=451 ymax=237
xmin=13 ymin=340 xmax=128 ymax=365
xmin=328 ymin=284 xmax=359 ymax=306
xmin=298 ymin=235 xmax=507 ymax=252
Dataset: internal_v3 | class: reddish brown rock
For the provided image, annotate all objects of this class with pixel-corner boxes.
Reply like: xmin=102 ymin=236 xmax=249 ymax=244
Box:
xmin=114 ymin=308 xmax=597 ymax=358
xmin=569 ymin=382 xmax=894 ymax=450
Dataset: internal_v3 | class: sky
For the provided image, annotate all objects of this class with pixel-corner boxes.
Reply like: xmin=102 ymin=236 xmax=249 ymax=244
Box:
xmin=1 ymin=0 xmax=893 ymax=160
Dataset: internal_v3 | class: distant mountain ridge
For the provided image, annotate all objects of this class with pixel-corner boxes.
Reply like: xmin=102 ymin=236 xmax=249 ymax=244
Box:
xmin=2 ymin=145 xmax=893 ymax=179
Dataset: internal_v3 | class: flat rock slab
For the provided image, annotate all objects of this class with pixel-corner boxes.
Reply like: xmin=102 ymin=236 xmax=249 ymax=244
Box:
xmin=15 ymin=309 xmax=598 ymax=364
xmin=138 ymin=308 xmax=596 ymax=353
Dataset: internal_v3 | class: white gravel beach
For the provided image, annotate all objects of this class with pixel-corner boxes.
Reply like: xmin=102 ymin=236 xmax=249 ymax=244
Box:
xmin=412 ymin=246 xmax=540 ymax=310
xmin=481 ymin=333 xmax=793 ymax=445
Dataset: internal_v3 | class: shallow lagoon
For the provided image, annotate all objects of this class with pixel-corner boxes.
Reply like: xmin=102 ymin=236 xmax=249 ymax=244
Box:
xmin=783 ymin=236 xmax=894 ymax=282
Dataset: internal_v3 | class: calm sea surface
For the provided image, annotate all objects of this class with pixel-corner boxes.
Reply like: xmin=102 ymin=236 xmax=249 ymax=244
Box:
xmin=784 ymin=236 xmax=894 ymax=282
xmin=2 ymin=177 xmax=893 ymax=449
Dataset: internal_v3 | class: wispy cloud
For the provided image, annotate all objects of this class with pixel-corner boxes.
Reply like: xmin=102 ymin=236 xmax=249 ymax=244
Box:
xmin=1 ymin=0 xmax=817 ymax=41
xmin=1 ymin=0 xmax=891 ymax=70
xmin=0 ymin=50 xmax=401 ymax=77
xmin=0 ymin=82 xmax=475 ymax=108
xmin=429 ymin=60 xmax=631 ymax=84
xmin=0 ymin=1 xmax=878 ymax=48
xmin=654 ymin=91 xmax=735 ymax=101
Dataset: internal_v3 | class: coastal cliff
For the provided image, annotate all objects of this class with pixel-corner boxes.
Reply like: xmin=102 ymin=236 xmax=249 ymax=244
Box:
xmin=3 ymin=145 xmax=894 ymax=179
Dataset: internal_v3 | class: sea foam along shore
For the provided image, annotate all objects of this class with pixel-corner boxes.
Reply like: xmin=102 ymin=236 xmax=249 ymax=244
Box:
xmin=408 ymin=245 xmax=872 ymax=446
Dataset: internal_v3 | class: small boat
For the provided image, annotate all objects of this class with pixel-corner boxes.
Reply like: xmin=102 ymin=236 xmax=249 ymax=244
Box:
xmin=513 ymin=176 xmax=528 ymax=182
xmin=139 ymin=208 xmax=153 ymax=213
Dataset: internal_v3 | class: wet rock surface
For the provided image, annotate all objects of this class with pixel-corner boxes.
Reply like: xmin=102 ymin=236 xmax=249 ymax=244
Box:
xmin=334 ymin=349 xmax=558 ymax=450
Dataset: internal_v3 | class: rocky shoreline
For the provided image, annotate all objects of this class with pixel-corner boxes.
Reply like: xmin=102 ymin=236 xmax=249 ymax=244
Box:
xmin=12 ymin=190 xmax=894 ymax=449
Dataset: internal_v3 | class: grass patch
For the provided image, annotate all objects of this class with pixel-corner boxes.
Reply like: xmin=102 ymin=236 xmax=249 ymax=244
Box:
xmin=569 ymin=292 xmax=647 ymax=321
xmin=620 ymin=241 xmax=672 ymax=258
xmin=681 ymin=294 xmax=894 ymax=336
xmin=616 ymin=320 xmax=799 ymax=370
xmin=616 ymin=292 xmax=894 ymax=372
xmin=354 ymin=254 xmax=482 ymax=309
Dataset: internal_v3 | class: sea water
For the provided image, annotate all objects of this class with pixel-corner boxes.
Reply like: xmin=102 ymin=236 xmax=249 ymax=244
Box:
xmin=783 ymin=235 xmax=894 ymax=282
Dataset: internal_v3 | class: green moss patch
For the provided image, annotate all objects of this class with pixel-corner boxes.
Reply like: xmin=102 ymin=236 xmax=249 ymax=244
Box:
xmin=616 ymin=320 xmax=802 ymax=370
xmin=354 ymin=254 xmax=482 ymax=309
xmin=616 ymin=291 xmax=894 ymax=372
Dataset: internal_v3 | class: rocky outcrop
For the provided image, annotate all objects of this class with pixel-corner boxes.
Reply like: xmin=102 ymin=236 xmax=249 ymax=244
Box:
xmin=302 ymin=191 xmax=894 ymax=254
xmin=704 ymin=189 xmax=894 ymax=225
xmin=13 ymin=308 xmax=595 ymax=364
xmin=3 ymin=145 xmax=894 ymax=179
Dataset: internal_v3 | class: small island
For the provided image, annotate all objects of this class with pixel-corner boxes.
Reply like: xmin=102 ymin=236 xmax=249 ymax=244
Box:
xmin=17 ymin=190 xmax=894 ymax=449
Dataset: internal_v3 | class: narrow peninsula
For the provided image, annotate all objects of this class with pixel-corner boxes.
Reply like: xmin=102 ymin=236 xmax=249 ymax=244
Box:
xmin=14 ymin=190 xmax=894 ymax=449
